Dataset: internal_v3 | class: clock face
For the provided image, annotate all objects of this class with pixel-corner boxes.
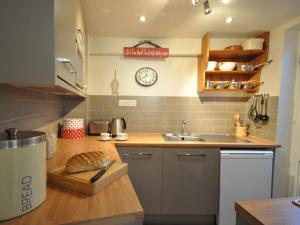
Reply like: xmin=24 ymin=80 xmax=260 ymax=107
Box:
xmin=135 ymin=67 xmax=158 ymax=87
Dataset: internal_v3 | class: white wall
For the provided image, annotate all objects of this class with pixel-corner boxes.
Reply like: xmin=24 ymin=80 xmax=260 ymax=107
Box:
xmin=260 ymin=16 xmax=300 ymax=96
xmin=87 ymin=36 xmax=246 ymax=96
xmin=289 ymin=31 xmax=300 ymax=196
xmin=273 ymin=24 xmax=300 ymax=197
xmin=88 ymin=55 xmax=198 ymax=96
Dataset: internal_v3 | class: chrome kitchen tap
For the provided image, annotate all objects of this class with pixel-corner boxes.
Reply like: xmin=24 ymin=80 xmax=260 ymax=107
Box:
xmin=181 ymin=120 xmax=188 ymax=135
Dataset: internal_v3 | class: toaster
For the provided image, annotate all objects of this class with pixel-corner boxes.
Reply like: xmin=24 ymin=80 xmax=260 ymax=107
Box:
xmin=88 ymin=120 xmax=110 ymax=135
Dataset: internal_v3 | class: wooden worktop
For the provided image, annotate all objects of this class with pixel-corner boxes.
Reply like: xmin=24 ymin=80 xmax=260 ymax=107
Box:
xmin=113 ymin=133 xmax=280 ymax=149
xmin=235 ymin=197 xmax=300 ymax=225
xmin=0 ymin=133 xmax=279 ymax=225
xmin=0 ymin=137 xmax=143 ymax=225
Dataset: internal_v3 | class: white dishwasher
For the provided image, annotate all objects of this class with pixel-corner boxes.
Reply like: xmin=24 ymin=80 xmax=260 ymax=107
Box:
xmin=219 ymin=150 xmax=273 ymax=225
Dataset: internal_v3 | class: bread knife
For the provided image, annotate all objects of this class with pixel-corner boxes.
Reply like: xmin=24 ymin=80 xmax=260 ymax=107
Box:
xmin=90 ymin=160 xmax=116 ymax=183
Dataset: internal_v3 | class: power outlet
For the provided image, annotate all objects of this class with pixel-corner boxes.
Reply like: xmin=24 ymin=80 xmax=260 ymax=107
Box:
xmin=118 ymin=99 xmax=137 ymax=107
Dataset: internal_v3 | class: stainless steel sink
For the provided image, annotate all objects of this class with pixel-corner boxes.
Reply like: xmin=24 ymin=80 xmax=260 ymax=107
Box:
xmin=163 ymin=133 xmax=252 ymax=143
xmin=164 ymin=133 xmax=205 ymax=141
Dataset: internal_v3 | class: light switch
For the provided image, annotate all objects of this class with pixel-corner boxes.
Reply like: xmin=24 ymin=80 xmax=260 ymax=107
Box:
xmin=118 ymin=100 xmax=137 ymax=107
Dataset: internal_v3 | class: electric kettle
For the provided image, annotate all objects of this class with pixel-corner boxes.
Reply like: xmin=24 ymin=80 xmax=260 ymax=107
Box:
xmin=110 ymin=118 xmax=126 ymax=137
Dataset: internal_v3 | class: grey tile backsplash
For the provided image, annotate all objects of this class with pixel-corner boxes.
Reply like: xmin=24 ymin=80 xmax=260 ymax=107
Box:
xmin=0 ymin=85 xmax=61 ymax=136
xmin=0 ymin=85 xmax=278 ymax=141
xmin=62 ymin=95 xmax=278 ymax=141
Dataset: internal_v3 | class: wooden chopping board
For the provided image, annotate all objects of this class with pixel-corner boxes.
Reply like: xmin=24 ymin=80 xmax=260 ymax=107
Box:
xmin=47 ymin=162 xmax=128 ymax=195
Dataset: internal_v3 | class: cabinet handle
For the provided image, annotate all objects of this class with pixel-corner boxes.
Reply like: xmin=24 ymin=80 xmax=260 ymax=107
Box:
xmin=56 ymin=57 xmax=77 ymax=74
xmin=123 ymin=153 xmax=153 ymax=157
xmin=75 ymin=82 xmax=87 ymax=90
xmin=177 ymin=153 xmax=206 ymax=157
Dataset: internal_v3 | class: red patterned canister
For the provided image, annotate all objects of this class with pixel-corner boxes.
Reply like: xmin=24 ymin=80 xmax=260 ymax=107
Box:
xmin=63 ymin=118 xmax=84 ymax=129
xmin=61 ymin=128 xmax=85 ymax=139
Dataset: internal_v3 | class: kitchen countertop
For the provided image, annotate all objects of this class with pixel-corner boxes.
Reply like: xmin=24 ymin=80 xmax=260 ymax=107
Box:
xmin=235 ymin=197 xmax=300 ymax=225
xmin=0 ymin=133 xmax=279 ymax=225
xmin=113 ymin=133 xmax=280 ymax=149
xmin=0 ymin=137 xmax=144 ymax=225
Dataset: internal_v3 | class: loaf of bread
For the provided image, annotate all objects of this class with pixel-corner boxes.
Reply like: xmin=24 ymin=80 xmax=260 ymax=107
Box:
xmin=65 ymin=151 xmax=107 ymax=173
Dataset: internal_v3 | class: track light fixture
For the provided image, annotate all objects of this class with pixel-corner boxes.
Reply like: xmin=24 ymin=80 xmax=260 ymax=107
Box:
xmin=203 ymin=0 xmax=212 ymax=15
xmin=191 ymin=0 xmax=200 ymax=5
xmin=192 ymin=0 xmax=212 ymax=15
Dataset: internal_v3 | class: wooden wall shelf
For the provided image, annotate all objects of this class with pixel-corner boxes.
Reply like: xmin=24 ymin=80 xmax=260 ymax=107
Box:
xmin=205 ymin=71 xmax=257 ymax=76
xmin=197 ymin=32 xmax=270 ymax=94
xmin=209 ymin=50 xmax=265 ymax=61
xmin=203 ymin=88 xmax=258 ymax=93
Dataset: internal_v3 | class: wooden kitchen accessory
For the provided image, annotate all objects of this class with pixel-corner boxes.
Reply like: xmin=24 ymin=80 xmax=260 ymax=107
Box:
xmin=47 ymin=162 xmax=128 ymax=195
xmin=235 ymin=126 xmax=247 ymax=137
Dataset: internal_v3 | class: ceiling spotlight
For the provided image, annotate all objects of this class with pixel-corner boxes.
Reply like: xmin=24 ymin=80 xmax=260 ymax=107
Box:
xmin=203 ymin=0 xmax=212 ymax=15
xmin=225 ymin=16 xmax=233 ymax=24
xmin=222 ymin=0 xmax=231 ymax=4
xmin=139 ymin=16 xmax=146 ymax=23
xmin=192 ymin=0 xmax=200 ymax=5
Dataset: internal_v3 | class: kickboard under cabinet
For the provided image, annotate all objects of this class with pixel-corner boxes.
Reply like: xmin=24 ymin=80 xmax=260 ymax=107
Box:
xmin=47 ymin=162 xmax=128 ymax=195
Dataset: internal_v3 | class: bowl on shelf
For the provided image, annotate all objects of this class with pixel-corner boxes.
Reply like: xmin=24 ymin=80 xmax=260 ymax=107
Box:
xmin=218 ymin=62 xmax=237 ymax=71
xmin=224 ymin=45 xmax=243 ymax=51
xmin=206 ymin=61 xmax=217 ymax=71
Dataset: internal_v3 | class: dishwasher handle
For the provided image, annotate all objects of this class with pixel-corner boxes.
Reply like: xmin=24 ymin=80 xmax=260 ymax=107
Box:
xmin=221 ymin=151 xmax=273 ymax=159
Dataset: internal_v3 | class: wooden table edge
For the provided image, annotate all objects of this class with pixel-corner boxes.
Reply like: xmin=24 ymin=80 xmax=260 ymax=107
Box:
xmin=235 ymin=202 xmax=264 ymax=225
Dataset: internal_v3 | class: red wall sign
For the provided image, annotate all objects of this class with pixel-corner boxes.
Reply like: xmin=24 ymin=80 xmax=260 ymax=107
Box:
xmin=124 ymin=47 xmax=169 ymax=58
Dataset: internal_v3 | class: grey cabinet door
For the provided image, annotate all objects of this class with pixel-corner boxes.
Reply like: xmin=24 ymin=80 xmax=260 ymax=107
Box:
xmin=54 ymin=0 xmax=77 ymax=86
xmin=162 ymin=148 xmax=220 ymax=215
xmin=0 ymin=0 xmax=55 ymax=85
xmin=117 ymin=147 xmax=163 ymax=214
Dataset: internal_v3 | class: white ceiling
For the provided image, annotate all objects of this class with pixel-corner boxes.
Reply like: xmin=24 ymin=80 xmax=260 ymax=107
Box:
xmin=81 ymin=0 xmax=300 ymax=38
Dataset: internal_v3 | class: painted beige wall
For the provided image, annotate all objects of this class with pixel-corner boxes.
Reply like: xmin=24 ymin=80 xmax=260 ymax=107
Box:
xmin=270 ymin=16 xmax=300 ymax=198
xmin=87 ymin=36 xmax=246 ymax=96
xmin=289 ymin=30 xmax=300 ymax=196
xmin=260 ymin=16 xmax=300 ymax=96
xmin=88 ymin=55 xmax=198 ymax=96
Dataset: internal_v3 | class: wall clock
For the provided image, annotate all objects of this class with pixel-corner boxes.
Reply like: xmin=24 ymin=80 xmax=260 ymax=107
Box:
xmin=135 ymin=67 xmax=158 ymax=87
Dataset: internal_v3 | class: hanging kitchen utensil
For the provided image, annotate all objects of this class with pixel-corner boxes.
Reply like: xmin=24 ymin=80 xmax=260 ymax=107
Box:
xmin=253 ymin=95 xmax=262 ymax=123
xmin=248 ymin=96 xmax=255 ymax=119
xmin=249 ymin=96 xmax=258 ymax=121
xmin=261 ymin=94 xmax=270 ymax=124
xmin=111 ymin=69 xmax=119 ymax=96
xmin=255 ymin=95 xmax=265 ymax=125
